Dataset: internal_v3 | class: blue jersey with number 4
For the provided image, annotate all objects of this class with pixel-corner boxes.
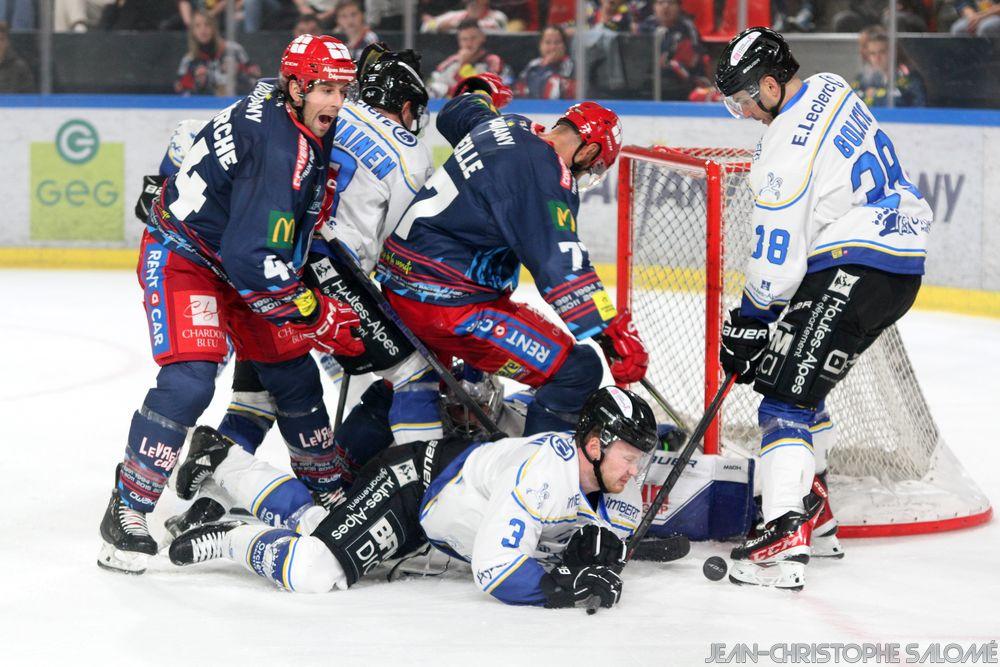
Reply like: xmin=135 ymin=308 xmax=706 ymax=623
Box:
xmin=741 ymin=72 xmax=932 ymax=322
xmin=148 ymin=79 xmax=334 ymax=326
xmin=375 ymin=93 xmax=617 ymax=341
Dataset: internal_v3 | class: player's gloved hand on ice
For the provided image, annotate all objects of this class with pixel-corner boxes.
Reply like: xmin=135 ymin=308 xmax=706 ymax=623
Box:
xmin=720 ymin=308 xmax=769 ymax=384
xmin=560 ymin=525 xmax=626 ymax=571
xmin=599 ymin=310 xmax=649 ymax=384
xmin=289 ymin=291 xmax=365 ymax=357
xmin=452 ymin=72 xmax=513 ymax=109
xmin=134 ymin=174 xmax=165 ymax=223
xmin=541 ymin=564 xmax=623 ymax=610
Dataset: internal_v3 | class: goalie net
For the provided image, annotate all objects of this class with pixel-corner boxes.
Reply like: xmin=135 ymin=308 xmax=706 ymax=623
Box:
xmin=617 ymin=145 xmax=992 ymax=537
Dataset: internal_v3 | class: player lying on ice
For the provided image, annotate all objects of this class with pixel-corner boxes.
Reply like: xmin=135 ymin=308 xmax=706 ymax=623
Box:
xmin=714 ymin=28 xmax=930 ymax=589
xmin=166 ymin=386 xmax=659 ymax=609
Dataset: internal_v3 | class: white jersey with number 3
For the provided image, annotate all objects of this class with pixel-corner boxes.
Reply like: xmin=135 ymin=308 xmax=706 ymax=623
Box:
xmin=741 ymin=73 xmax=933 ymax=321
xmin=419 ymin=432 xmax=642 ymax=606
xmin=321 ymin=100 xmax=434 ymax=271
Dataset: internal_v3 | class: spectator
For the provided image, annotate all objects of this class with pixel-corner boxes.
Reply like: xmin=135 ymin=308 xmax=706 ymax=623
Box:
xmin=0 ymin=21 xmax=32 ymax=91
xmin=98 ymin=0 xmax=174 ymax=30
xmin=852 ymin=25 xmax=926 ymax=107
xmin=514 ymin=24 xmax=575 ymax=99
xmin=0 ymin=0 xmax=34 ymax=31
xmin=832 ymin=1 xmax=929 ymax=33
xmin=772 ymin=0 xmax=814 ymax=32
xmin=492 ymin=0 xmax=538 ymax=31
xmin=335 ymin=0 xmax=378 ymax=59
xmin=54 ymin=0 xmax=114 ymax=32
xmin=173 ymin=0 xmax=228 ymax=31
xmin=174 ymin=9 xmax=260 ymax=96
xmin=293 ymin=11 xmax=320 ymax=34
xmin=588 ymin=0 xmax=631 ymax=33
xmin=950 ymin=0 xmax=1000 ymax=35
xmin=640 ymin=0 xmax=712 ymax=101
xmin=426 ymin=18 xmax=511 ymax=98
xmin=422 ymin=0 xmax=508 ymax=32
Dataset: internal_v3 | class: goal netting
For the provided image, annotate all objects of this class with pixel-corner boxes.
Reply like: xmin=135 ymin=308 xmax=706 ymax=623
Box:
xmin=617 ymin=145 xmax=992 ymax=537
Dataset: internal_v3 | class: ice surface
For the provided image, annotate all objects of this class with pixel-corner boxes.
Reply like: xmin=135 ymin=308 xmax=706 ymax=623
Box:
xmin=2 ymin=270 xmax=997 ymax=666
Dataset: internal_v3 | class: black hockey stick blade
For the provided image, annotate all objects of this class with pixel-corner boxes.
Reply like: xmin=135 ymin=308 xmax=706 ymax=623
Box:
xmin=630 ymin=534 xmax=691 ymax=563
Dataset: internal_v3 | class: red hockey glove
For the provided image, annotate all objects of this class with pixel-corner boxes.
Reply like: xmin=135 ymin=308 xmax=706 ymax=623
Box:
xmin=453 ymin=72 xmax=513 ymax=109
xmin=288 ymin=290 xmax=365 ymax=357
xmin=599 ymin=310 xmax=649 ymax=384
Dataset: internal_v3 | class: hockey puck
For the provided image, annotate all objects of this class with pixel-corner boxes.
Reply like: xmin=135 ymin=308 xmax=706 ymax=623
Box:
xmin=703 ymin=556 xmax=728 ymax=581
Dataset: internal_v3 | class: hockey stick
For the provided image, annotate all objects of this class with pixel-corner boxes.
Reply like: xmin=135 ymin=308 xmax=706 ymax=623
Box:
xmin=316 ymin=241 xmax=507 ymax=440
xmin=334 ymin=373 xmax=350 ymax=431
xmin=586 ymin=372 xmax=736 ymax=616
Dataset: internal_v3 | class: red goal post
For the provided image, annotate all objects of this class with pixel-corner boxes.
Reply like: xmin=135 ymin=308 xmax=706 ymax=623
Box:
xmin=615 ymin=145 xmax=992 ymax=537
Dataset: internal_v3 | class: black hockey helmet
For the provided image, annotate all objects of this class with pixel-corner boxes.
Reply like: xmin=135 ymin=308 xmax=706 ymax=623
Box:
xmin=576 ymin=386 xmax=658 ymax=492
xmin=356 ymin=43 xmax=429 ymax=134
xmin=715 ymin=27 xmax=799 ymax=118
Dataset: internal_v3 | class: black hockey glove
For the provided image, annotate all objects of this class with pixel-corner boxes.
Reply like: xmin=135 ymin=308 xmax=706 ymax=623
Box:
xmin=541 ymin=565 xmax=623 ymax=610
xmin=134 ymin=174 xmax=165 ymax=223
xmin=720 ymin=308 xmax=769 ymax=384
xmin=560 ymin=525 xmax=626 ymax=571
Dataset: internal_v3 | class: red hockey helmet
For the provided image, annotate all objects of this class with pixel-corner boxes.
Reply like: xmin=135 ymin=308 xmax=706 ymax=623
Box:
xmin=558 ymin=101 xmax=623 ymax=188
xmin=280 ymin=34 xmax=356 ymax=91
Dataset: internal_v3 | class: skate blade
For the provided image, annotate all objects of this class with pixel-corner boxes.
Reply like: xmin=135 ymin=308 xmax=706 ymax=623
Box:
xmin=728 ymin=559 xmax=805 ymax=590
xmin=97 ymin=542 xmax=150 ymax=575
xmin=812 ymin=535 xmax=845 ymax=559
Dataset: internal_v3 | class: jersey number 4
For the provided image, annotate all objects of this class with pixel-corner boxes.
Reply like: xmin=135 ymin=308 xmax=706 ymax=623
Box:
xmin=169 ymin=138 xmax=211 ymax=220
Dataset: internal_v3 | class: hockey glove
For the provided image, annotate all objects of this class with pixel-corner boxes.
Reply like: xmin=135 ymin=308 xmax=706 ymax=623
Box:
xmin=541 ymin=565 xmax=623 ymax=610
xmin=720 ymin=308 xmax=769 ymax=384
xmin=560 ymin=525 xmax=626 ymax=571
xmin=134 ymin=174 xmax=165 ymax=223
xmin=452 ymin=72 xmax=513 ymax=109
xmin=288 ymin=291 xmax=365 ymax=357
xmin=599 ymin=310 xmax=649 ymax=384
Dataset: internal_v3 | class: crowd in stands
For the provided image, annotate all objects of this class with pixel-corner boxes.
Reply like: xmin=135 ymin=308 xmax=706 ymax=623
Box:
xmin=1 ymin=1 xmax=997 ymax=103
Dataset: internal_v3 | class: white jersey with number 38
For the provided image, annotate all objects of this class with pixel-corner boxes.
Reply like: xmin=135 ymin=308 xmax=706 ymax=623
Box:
xmin=741 ymin=73 xmax=933 ymax=321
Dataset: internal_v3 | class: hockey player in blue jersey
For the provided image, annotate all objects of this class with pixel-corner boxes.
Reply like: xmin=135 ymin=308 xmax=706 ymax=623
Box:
xmin=97 ymin=34 xmax=368 ymax=575
xmin=376 ymin=73 xmax=649 ymax=436
xmin=715 ymin=28 xmax=931 ymax=588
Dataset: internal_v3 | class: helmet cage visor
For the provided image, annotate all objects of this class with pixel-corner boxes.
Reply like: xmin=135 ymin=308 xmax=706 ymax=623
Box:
xmin=722 ymin=80 xmax=761 ymax=119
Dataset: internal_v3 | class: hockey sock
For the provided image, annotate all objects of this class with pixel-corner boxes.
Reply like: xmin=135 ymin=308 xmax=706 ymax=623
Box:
xmin=385 ymin=358 xmax=443 ymax=444
xmin=218 ymin=390 xmax=276 ymax=454
xmin=335 ymin=380 xmax=395 ymax=479
xmin=809 ymin=403 xmax=834 ymax=476
xmin=254 ymin=356 xmax=344 ymax=496
xmin=525 ymin=345 xmax=602 ymax=435
xmin=215 ymin=446 xmax=315 ymax=529
xmin=757 ymin=398 xmax=817 ymax=524
xmin=227 ymin=525 xmax=347 ymax=593
xmin=120 ymin=408 xmax=187 ymax=513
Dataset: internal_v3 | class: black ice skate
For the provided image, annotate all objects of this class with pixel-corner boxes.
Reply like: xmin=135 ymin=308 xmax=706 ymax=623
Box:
xmin=174 ymin=426 xmax=235 ymax=500
xmin=97 ymin=466 xmax=158 ymax=575
xmin=729 ymin=510 xmax=813 ymax=590
xmin=169 ymin=521 xmax=245 ymax=566
xmin=164 ymin=496 xmax=227 ymax=541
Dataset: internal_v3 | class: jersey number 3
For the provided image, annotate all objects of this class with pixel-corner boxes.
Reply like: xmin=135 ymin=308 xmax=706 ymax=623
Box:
xmin=501 ymin=519 xmax=525 ymax=549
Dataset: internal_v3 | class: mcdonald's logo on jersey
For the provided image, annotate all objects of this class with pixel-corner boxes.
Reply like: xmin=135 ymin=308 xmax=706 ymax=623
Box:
xmin=548 ymin=200 xmax=576 ymax=233
xmin=267 ymin=210 xmax=295 ymax=249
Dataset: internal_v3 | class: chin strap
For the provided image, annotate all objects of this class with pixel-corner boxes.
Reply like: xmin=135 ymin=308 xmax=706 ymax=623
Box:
xmin=756 ymin=80 xmax=788 ymax=120
xmin=583 ymin=447 xmax=609 ymax=494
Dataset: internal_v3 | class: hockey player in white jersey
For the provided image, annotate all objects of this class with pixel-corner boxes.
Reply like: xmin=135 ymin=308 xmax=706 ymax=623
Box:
xmin=166 ymin=387 xmax=658 ymax=609
xmin=715 ymin=28 xmax=932 ymax=589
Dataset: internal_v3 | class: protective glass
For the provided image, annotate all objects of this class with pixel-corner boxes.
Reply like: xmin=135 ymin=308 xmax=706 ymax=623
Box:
xmin=722 ymin=82 xmax=761 ymax=119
